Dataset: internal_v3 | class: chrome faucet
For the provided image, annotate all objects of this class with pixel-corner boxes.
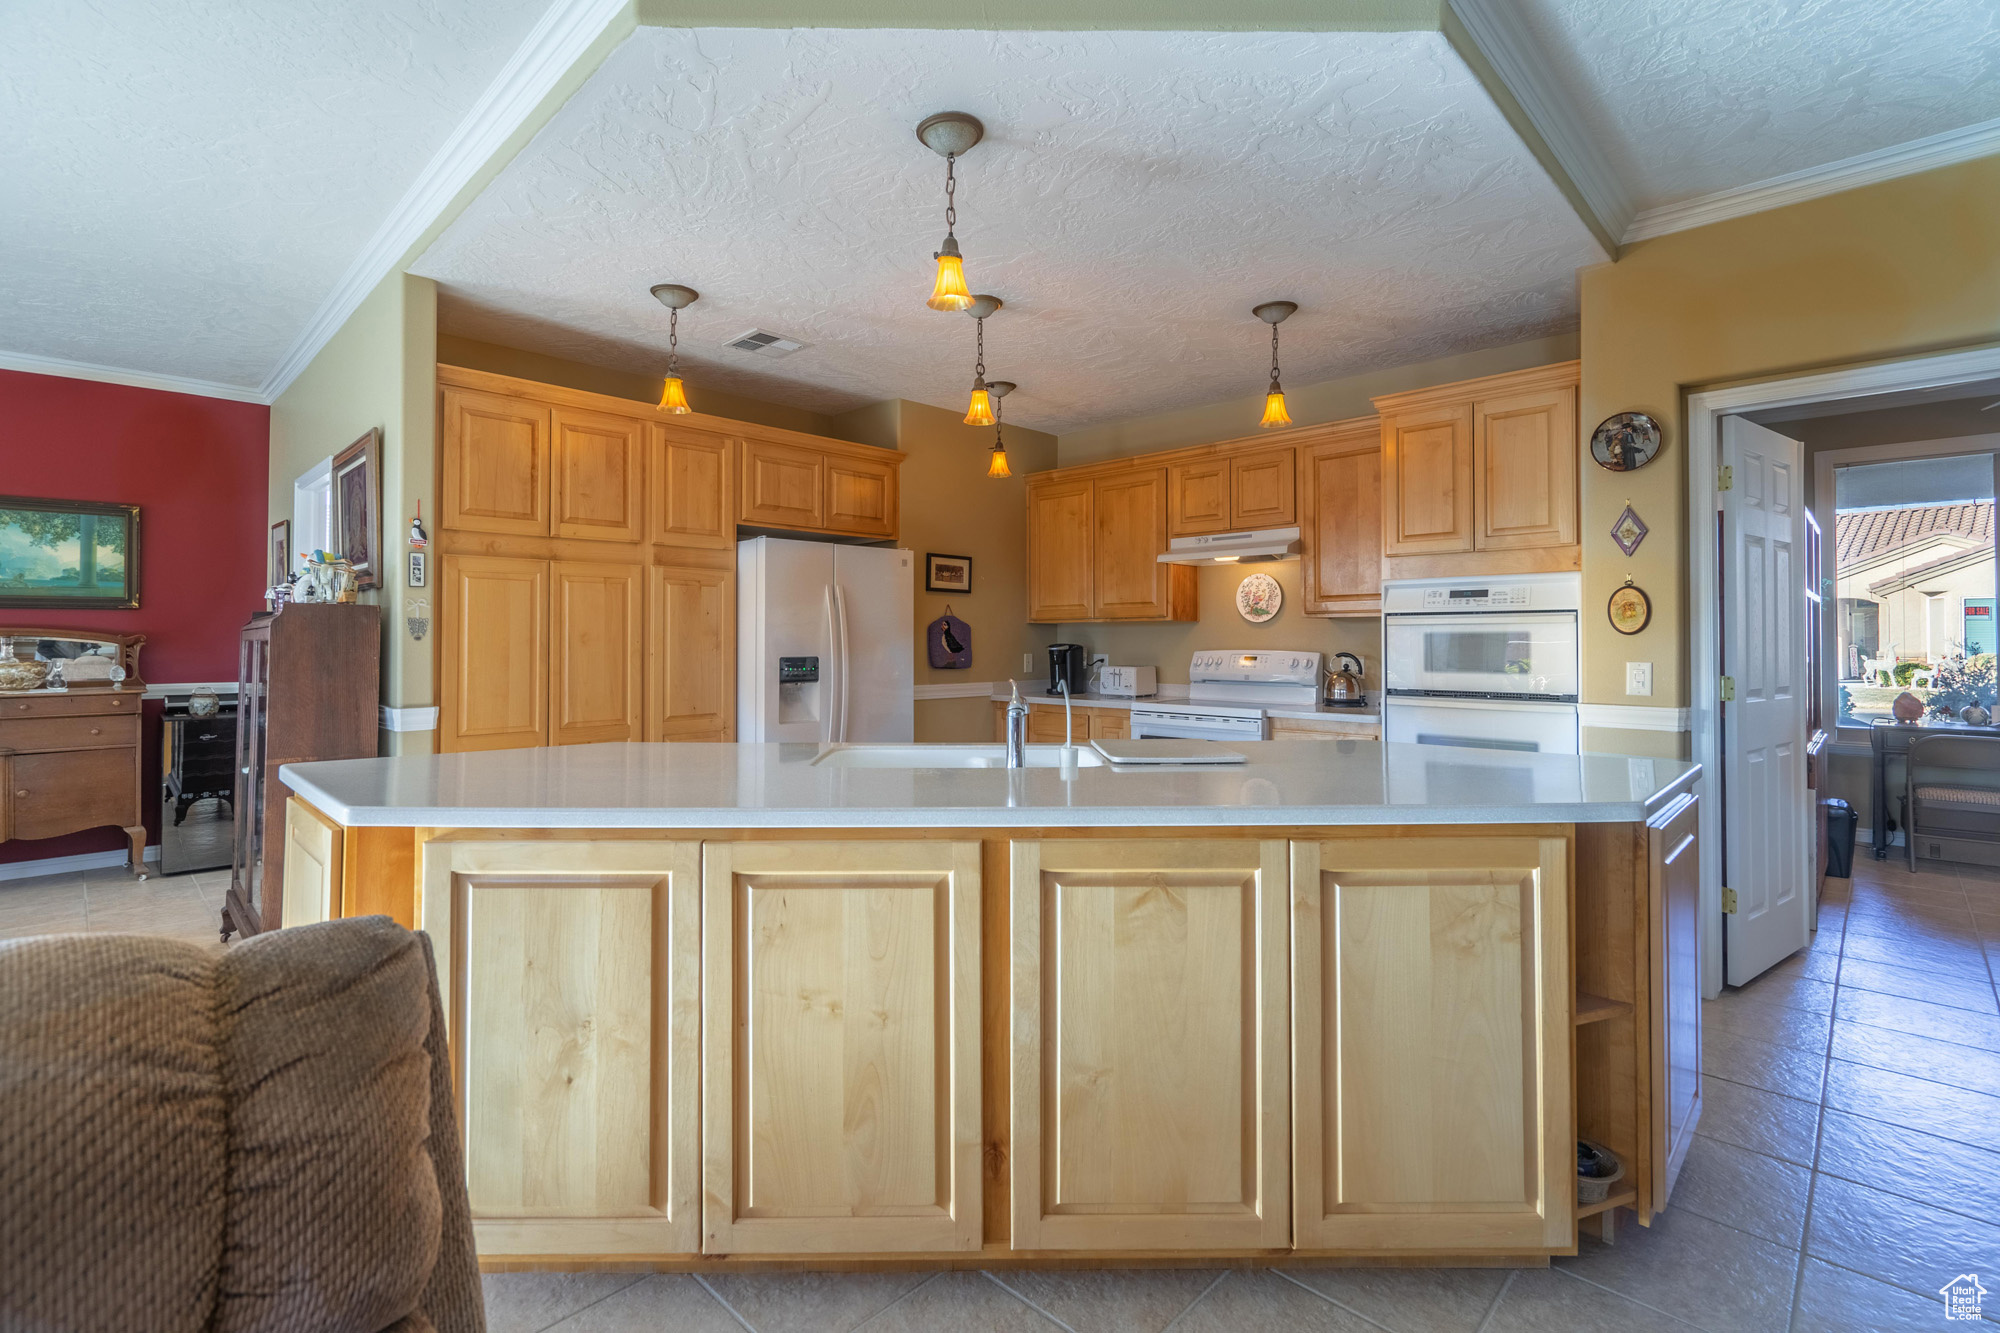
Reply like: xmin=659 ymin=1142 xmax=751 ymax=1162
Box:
xmin=1005 ymin=681 xmax=1029 ymax=768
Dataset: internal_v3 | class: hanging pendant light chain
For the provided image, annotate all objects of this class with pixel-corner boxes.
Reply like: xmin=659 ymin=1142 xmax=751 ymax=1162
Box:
xmin=1269 ymin=321 xmax=1282 ymax=391
xmin=974 ymin=314 xmax=985 ymax=380
xmin=944 ymin=153 xmax=957 ymax=237
xmin=668 ymin=307 xmax=680 ymax=378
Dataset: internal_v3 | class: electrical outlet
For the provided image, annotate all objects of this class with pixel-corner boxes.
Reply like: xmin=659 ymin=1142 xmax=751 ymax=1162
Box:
xmin=1023 ymin=653 xmax=1035 ymax=674
xmin=1625 ymin=662 xmax=1653 ymax=697
xmin=1090 ymin=653 xmax=1109 ymax=674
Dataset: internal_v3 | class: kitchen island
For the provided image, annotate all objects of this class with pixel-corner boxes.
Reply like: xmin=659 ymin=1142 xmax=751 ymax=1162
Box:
xmin=278 ymin=740 xmax=1702 ymax=1271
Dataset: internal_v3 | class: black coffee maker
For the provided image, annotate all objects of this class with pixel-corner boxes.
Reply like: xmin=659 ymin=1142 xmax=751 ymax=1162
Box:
xmin=1047 ymin=643 xmax=1089 ymax=697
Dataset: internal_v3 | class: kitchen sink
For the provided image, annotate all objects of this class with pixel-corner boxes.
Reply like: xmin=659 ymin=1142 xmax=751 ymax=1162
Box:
xmin=812 ymin=744 xmax=1106 ymax=769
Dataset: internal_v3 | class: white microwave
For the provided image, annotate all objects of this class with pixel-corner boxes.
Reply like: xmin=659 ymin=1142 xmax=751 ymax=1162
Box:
xmin=1382 ymin=575 xmax=1581 ymax=702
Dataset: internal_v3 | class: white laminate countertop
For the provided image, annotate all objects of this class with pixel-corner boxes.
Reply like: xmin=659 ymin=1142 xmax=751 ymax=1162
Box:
xmin=991 ymin=682 xmax=1380 ymax=724
xmin=282 ymin=741 xmax=1698 ymax=830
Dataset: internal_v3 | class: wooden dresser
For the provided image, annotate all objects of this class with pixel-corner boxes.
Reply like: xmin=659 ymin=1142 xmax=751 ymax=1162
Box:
xmin=0 ymin=629 xmax=149 ymax=877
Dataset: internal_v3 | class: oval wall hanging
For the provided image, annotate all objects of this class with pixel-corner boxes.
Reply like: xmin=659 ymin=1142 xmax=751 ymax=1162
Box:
xmin=1608 ymin=579 xmax=1652 ymax=635
xmin=1236 ymin=572 xmax=1282 ymax=622
xmin=1591 ymin=412 xmax=1663 ymax=472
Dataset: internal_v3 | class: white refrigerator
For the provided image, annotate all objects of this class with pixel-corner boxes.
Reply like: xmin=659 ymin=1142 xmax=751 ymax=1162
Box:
xmin=737 ymin=537 xmax=914 ymax=743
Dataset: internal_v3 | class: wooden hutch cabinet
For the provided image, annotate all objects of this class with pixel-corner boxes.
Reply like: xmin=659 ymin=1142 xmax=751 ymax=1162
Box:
xmin=224 ymin=602 xmax=379 ymax=939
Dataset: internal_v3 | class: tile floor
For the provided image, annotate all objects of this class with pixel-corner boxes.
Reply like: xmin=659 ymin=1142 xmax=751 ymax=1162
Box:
xmin=5 ymin=853 xmax=1997 ymax=1329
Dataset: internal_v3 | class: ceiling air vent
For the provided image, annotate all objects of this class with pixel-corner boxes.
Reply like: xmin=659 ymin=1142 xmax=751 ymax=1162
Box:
xmin=726 ymin=328 xmax=806 ymax=358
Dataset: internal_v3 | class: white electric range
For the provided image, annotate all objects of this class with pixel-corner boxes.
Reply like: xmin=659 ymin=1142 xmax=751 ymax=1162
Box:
xmin=1129 ymin=650 xmax=1324 ymax=742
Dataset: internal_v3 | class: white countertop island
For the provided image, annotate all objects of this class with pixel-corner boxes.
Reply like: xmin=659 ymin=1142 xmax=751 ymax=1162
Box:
xmin=282 ymin=739 xmax=1697 ymax=829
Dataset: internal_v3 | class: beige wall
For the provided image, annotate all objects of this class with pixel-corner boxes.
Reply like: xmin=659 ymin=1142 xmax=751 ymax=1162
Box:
xmin=1056 ymin=333 xmax=1579 ymax=467
xmin=1579 ymin=155 xmax=2000 ymax=712
xmin=268 ymin=271 xmax=437 ymax=755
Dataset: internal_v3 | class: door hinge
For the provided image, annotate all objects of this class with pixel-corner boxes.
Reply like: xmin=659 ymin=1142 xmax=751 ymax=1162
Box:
xmin=1722 ymin=886 xmax=1738 ymax=914
xmin=1720 ymin=675 xmax=1735 ymax=702
xmin=1718 ymin=465 xmax=1733 ymax=491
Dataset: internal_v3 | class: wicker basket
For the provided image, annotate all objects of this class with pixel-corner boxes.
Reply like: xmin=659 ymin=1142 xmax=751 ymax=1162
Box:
xmin=1577 ymin=1139 xmax=1625 ymax=1205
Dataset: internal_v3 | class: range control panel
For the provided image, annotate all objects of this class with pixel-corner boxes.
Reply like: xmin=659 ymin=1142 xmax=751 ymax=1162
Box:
xmin=1188 ymin=650 xmax=1322 ymax=685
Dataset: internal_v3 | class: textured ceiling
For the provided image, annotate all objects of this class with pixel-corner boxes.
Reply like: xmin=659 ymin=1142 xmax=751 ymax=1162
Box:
xmin=1511 ymin=0 xmax=2000 ymax=215
xmin=414 ymin=27 xmax=1606 ymax=434
xmin=0 ymin=0 xmax=556 ymax=389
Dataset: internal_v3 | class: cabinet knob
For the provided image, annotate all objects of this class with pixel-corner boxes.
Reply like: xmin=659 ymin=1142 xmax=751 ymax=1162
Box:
xmin=14 ymin=703 xmax=25 ymax=711
xmin=89 ymin=727 xmax=102 ymax=735
xmin=13 ymin=790 xmax=25 ymax=798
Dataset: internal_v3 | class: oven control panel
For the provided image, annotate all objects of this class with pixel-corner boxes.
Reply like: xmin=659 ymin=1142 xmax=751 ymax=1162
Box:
xmin=1189 ymin=650 xmax=1322 ymax=684
xmin=1420 ymin=586 xmax=1532 ymax=609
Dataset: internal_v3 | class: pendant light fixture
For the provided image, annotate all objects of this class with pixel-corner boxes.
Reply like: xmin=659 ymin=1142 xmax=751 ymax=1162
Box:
xmin=916 ymin=112 xmax=983 ymax=312
xmin=1254 ymin=300 xmax=1298 ymax=428
xmin=985 ymin=380 xmax=1016 ymax=479
xmin=963 ymin=294 xmax=1001 ymax=425
xmin=650 ymin=283 xmax=699 ymax=413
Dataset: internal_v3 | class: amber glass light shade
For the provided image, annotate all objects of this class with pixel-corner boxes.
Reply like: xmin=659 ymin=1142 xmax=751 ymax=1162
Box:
xmin=659 ymin=376 xmax=691 ymax=414
xmin=1259 ymin=389 xmax=1291 ymax=428
xmin=928 ymin=253 xmax=972 ymax=311
xmin=987 ymin=443 xmax=1012 ymax=478
xmin=964 ymin=385 xmax=994 ymax=426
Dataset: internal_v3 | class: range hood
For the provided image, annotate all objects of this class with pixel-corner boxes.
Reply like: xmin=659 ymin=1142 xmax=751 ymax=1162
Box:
xmin=1156 ymin=526 xmax=1301 ymax=564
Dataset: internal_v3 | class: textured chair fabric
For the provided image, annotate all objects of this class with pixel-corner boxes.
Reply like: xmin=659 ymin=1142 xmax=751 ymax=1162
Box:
xmin=0 ymin=917 xmax=483 ymax=1333
xmin=1906 ymin=733 xmax=2000 ymax=869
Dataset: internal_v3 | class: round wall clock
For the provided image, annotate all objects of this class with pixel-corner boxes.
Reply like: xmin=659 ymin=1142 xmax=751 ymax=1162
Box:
xmin=1607 ymin=580 xmax=1652 ymax=635
xmin=1591 ymin=412 xmax=1663 ymax=472
xmin=1236 ymin=572 xmax=1283 ymax=622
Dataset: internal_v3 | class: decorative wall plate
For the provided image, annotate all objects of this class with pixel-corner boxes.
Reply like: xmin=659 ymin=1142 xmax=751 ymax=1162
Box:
xmin=1607 ymin=580 xmax=1651 ymax=635
xmin=1236 ymin=572 xmax=1282 ymax=622
xmin=1591 ymin=412 xmax=1662 ymax=472
xmin=1610 ymin=504 xmax=1649 ymax=556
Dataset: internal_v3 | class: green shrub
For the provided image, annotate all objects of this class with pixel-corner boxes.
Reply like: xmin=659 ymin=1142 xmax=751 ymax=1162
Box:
xmin=1922 ymin=653 xmax=1999 ymax=720
xmin=1892 ymin=660 xmax=1926 ymax=685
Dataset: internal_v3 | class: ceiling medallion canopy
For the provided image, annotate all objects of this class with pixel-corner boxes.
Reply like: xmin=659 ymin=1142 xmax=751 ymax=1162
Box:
xmin=1254 ymin=300 xmax=1298 ymax=428
xmin=985 ymin=379 xmax=1016 ymax=478
xmin=963 ymin=294 xmax=1002 ymax=425
xmin=916 ymin=112 xmax=983 ymax=312
xmin=650 ymin=283 xmax=699 ymax=414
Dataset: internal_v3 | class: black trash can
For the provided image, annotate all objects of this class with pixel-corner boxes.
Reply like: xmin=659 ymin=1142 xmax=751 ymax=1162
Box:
xmin=1825 ymin=798 xmax=1859 ymax=879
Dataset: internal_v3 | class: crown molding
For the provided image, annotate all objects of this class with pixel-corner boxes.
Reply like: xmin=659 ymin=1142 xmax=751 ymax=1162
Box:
xmin=1445 ymin=0 xmax=1630 ymax=253
xmin=255 ymin=0 xmax=633 ymax=403
xmin=1624 ymin=114 xmax=2000 ymax=245
xmin=0 ymin=348 xmax=267 ymax=404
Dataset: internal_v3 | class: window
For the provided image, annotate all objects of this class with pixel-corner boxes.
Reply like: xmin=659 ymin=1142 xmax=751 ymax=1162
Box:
xmin=1832 ymin=453 xmax=1998 ymax=727
xmin=292 ymin=457 xmax=333 ymax=579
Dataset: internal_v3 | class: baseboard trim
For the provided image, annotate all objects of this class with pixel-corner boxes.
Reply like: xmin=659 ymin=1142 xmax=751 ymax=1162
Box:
xmin=0 ymin=845 xmax=162 ymax=883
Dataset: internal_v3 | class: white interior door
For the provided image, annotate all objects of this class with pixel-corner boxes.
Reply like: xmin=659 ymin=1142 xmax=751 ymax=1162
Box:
xmin=1720 ymin=417 xmax=1811 ymax=985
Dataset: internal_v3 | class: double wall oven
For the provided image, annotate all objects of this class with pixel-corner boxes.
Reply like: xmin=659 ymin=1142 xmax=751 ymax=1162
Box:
xmin=1382 ymin=574 xmax=1582 ymax=754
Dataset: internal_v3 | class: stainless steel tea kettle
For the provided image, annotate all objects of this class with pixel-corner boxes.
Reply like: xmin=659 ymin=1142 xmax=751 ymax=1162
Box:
xmin=1324 ymin=652 xmax=1365 ymax=705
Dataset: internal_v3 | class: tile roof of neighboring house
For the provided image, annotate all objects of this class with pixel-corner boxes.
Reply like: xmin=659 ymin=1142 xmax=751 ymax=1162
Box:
xmin=1837 ymin=500 xmax=1993 ymax=568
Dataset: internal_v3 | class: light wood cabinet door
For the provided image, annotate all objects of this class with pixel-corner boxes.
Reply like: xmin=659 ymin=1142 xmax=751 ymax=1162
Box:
xmin=1648 ymin=792 xmax=1702 ymax=1215
xmin=654 ymin=426 xmax=732 ymax=548
xmin=1026 ymin=704 xmax=1087 ymax=744
xmin=439 ymin=553 xmax=549 ymax=753
xmin=1382 ymin=406 xmax=1474 ymax=556
xmin=1300 ymin=428 xmax=1383 ymax=616
xmin=552 ymin=408 xmax=645 ymax=543
xmin=648 ymin=562 xmax=733 ymax=740
xmin=1230 ymin=447 xmax=1296 ymax=528
xmin=424 ymin=839 xmax=701 ymax=1257
xmin=551 ymin=561 xmax=643 ymax=746
xmin=1093 ymin=468 xmax=1175 ymax=621
xmin=1027 ymin=479 xmax=1094 ymax=623
xmin=702 ymin=841 xmax=982 ymax=1254
xmin=1168 ymin=458 xmax=1230 ymax=537
xmin=1292 ymin=835 xmax=1571 ymax=1252
xmin=740 ymin=440 xmax=825 ymax=530
xmin=441 ymin=388 xmax=551 ymax=536
xmin=1085 ymin=706 xmax=1129 ymax=740
xmin=825 ymin=453 xmax=897 ymax=538
xmin=1475 ymin=385 xmax=1577 ymax=551
xmin=1010 ymin=839 xmax=1290 ymax=1250
xmin=280 ymin=796 xmax=340 ymax=928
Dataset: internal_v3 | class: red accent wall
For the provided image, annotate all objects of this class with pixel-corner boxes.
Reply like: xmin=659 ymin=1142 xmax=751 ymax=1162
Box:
xmin=0 ymin=368 xmax=269 ymax=867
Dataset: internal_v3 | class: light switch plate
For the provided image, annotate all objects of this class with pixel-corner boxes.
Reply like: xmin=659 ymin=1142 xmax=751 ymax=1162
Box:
xmin=1023 ymin=653 xmax=1035 ymax=674
xmin=1625 ymin=662 xmax=1653 ymax=696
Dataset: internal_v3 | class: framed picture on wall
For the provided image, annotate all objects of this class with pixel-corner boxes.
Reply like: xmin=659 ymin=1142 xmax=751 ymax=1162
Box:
xmin=925 ymin=552 xmax=972 ymax=593
xmin=269 ymin=519 xmax=290 ymax=587
xmin=330 ymin=428 xmax=382 ymax=590
xmin=0 ymin=495 xmax=141 ymax=609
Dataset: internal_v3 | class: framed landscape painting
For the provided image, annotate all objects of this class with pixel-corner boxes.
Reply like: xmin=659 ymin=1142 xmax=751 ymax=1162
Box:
xmin=0 ymin=496 xmax=141 ymax=609
xmin=331 ymin=427 xmax=382 ymax=590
